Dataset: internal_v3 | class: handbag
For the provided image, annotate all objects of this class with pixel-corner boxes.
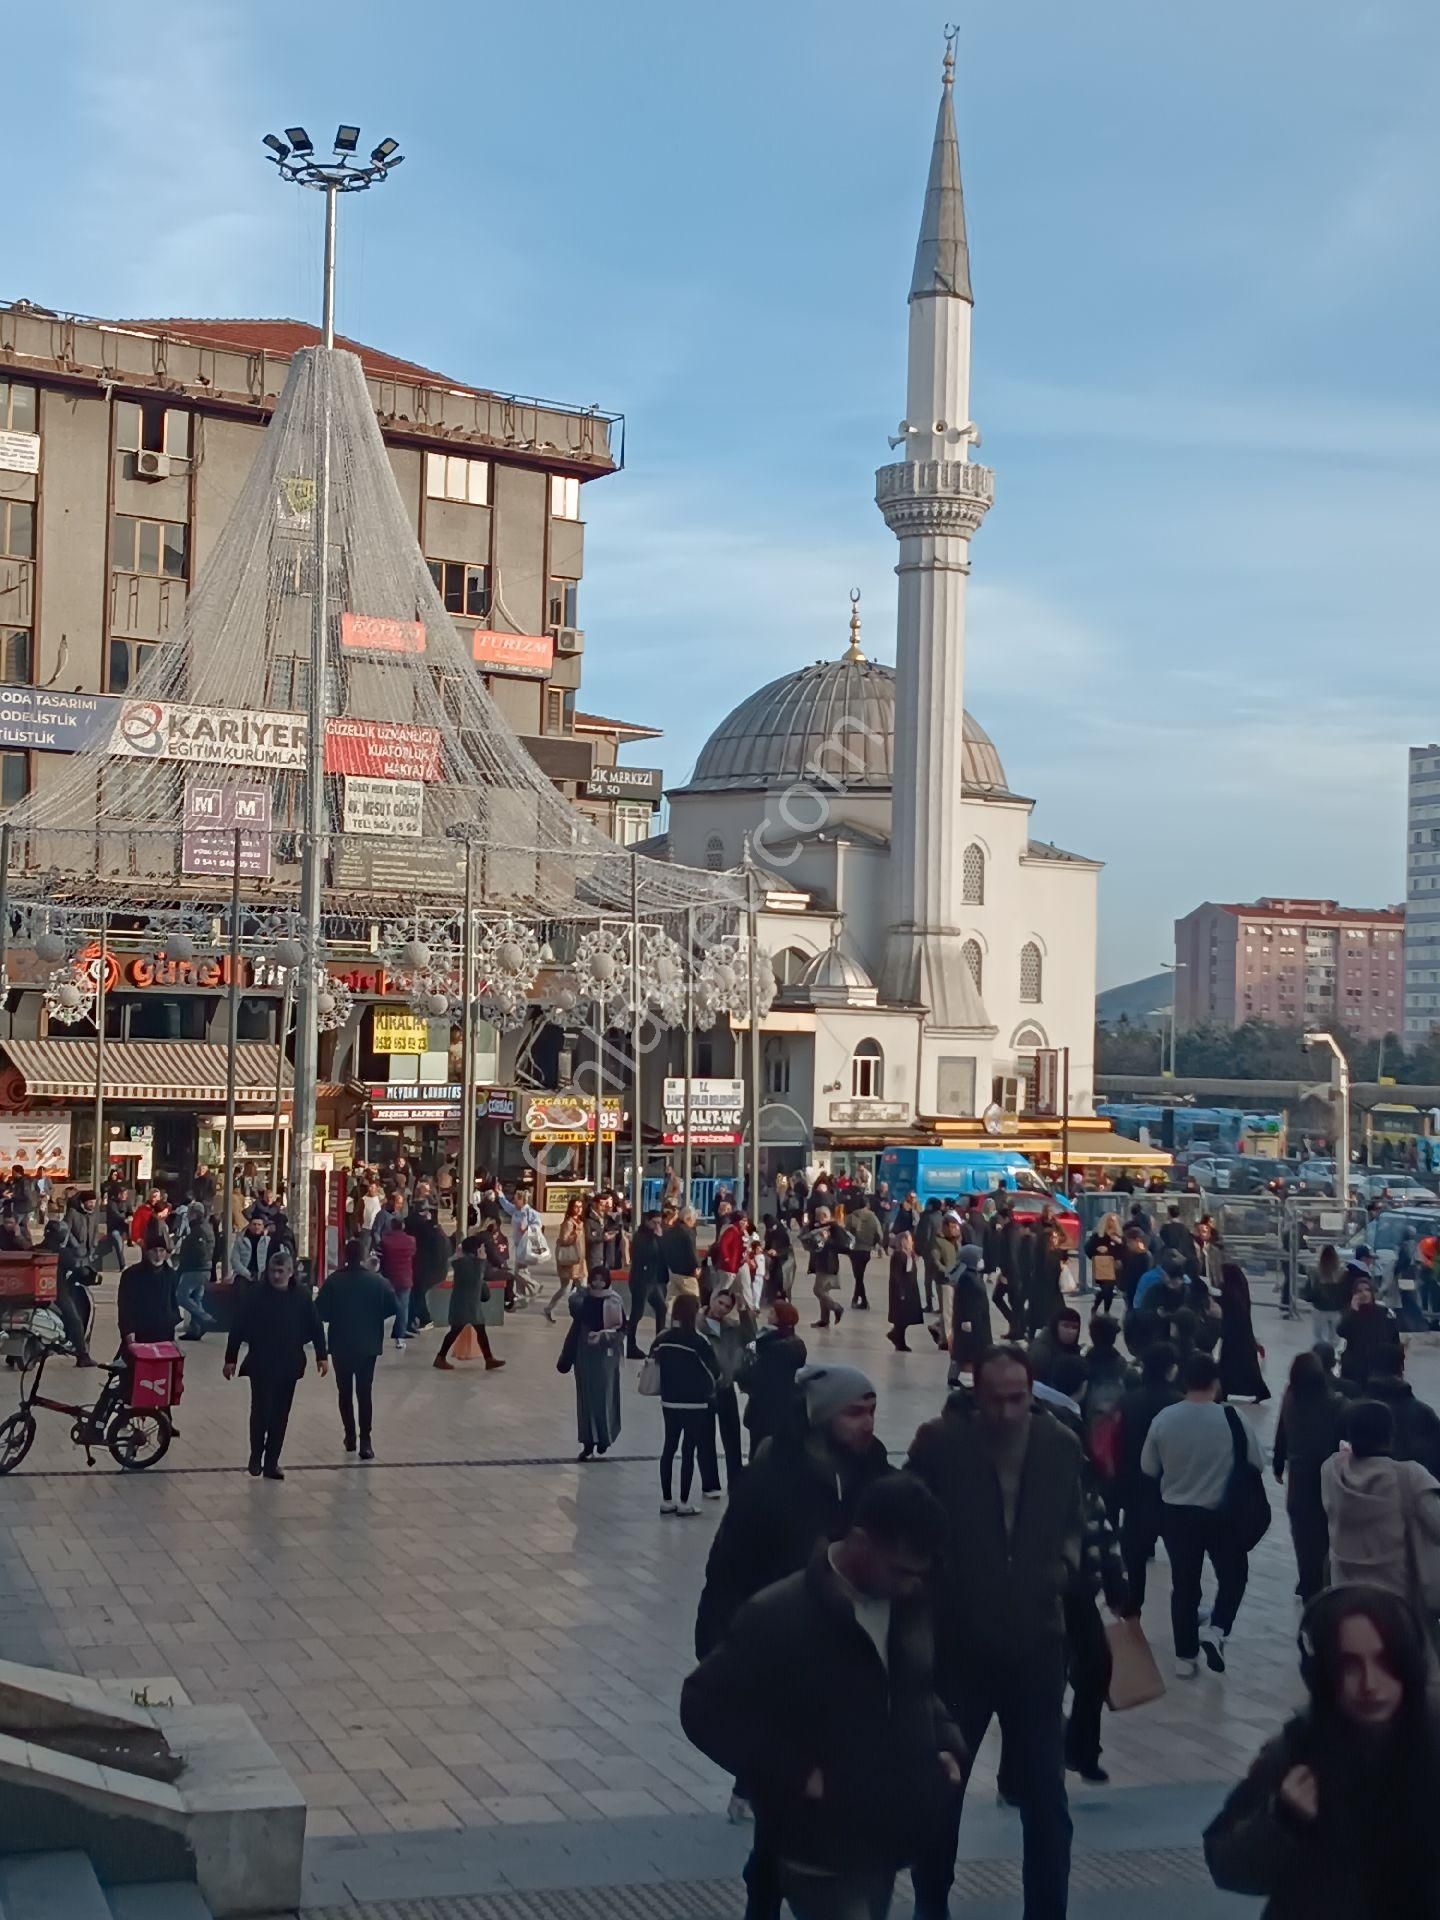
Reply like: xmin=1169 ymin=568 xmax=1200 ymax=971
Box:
xmin=524 ymin=1223 xmax=549 ymax=1263
xmin=1104 ymin=1616 xmax=1165 ymax=1711
xmin=637 ymin=1354 xmax=662 ymax=1396
xmin=1221 ymin=1405 xmax=1272 ymax=1552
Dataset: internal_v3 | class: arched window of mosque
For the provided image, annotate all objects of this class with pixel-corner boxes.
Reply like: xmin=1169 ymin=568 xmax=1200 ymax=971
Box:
xmin=772 ymin=947 xmax=810 ymax=988
xmin=763 ymin=1037 xmax=790 ymax=1096
xmin=962 ymin=939 xmax=983 ymax=994
xmin=962 ymin=843 xmax=985 ymax=905
xmin=705 ymin=834 xmax=725 ymax=871
xmin=851 ymin=1038 xmax=884 ymax=1099
xmin=1019 ymin=942 xmax=1043 ymax=1003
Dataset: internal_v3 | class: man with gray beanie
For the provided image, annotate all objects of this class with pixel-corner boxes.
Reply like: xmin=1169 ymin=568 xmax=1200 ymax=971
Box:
xmin=695 ymin=1361 xmax=892 ymax=1920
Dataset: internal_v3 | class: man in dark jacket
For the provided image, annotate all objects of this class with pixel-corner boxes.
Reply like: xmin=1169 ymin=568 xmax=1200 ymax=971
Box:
xmin=1115 ymin=1340 xmax=1180 ymax=1612
xmin=1362 ymin=1343 xmax=1440 ymax=1478
xmin=175 ymin=1201 xmax=217 ymax=1341
xmin=740 ymin=1301 xmax=807 ymax=1455
xmin=1158 ymin=1204 xmax=1198 ymax=1277
xmin=117 ymin=1240 xmax=179 ymax=1348
xmin=913 ymin=1200 xmax=944 ymax=1310
xmin=1337 ymin=1276 xmax=1402 ymax=1388
xmin=948 ymin=1244 xmax=992 ymax=1383
xmin=316 ymin=1238 xmax=399 ymax=1459
xmin=223 ymin=1250 xmax=327 ymax=1480
xmin=682 ymin=1475 xmax=965 ymax=1919
xmin=908 ymin=1343 xmax=1084 ymax=1920
xmin=626 ymin=1210 xmax=668 ymax=1356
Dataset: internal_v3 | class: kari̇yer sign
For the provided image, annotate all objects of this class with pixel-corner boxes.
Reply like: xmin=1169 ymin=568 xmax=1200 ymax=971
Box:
xmin=101 ymin=701 xmax=443 ymax=782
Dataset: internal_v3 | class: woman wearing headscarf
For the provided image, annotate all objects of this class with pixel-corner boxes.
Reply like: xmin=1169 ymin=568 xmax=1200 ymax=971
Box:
xmin=1205 ymin=1585 xmax=1440 ymax=1918
xmin=1027 ymin=1304 xmax=1083 ymax=1386
xmin=1218 ymin=1261 xmax=1270 ymax=1402
xmin=885 ymin=1227 xmax=924 ymax=1352
xmin=559 ymin=1267 xmax=625 ymax=1461
xmin=222 ymin=1247 xmax=327 ymax=1480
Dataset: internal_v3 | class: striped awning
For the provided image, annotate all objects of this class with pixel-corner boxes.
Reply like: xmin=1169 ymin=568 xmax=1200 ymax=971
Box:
xmin=4 ymin=1040 xmax=292 ymax=1104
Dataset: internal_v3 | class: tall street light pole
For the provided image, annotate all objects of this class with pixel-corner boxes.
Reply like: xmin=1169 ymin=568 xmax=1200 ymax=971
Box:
xmin=262 ymin=124 xmax=403 ymax=1259
xmin=1304 ymin=1030 xmax=1352 ymax=1206
xmin=1160 ymin=960 xmax=1186 ymax=1076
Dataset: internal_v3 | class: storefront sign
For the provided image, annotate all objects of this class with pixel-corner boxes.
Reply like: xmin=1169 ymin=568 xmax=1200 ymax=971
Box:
xmin=181 ymin=780 xmax=273 ymax=878
xmin=0 ymin=688 xmax=122 ymax=754
xmin=584 ymin=765 xmax=663 ymax=803
xmin=368 ymin=1082 xmax=462 ymax=1124
xmin=109 ymin=700 xmax=307 ymax=770
xmin=323 ymin=717 xmax=443 ymax=783
xmin=470 ymin=630 xmax=553 ymax=678
xmin=662 ymin=1076 xmax=745 ymax=1146
xmin=827 ymin=1098 xmax=912 ymax=1128
xmin=370 ymin=1104 xmax=458 ymax=1125
xmin=0 ymin=1115 xmax=71 ymax=1176
xmin=484 ymin=1088 xmax=517 ymax=1120
xmin=340 ymin=612 xmax=426 ymax=656
xmin=0 ymin=431 xmax=40 ymax=475
xmin=524 ymin=1093 xmax=623 ymax=1142
xmin=372 ymin=1011 xmax=428 ymax=1055
xmin=331 ymin=838 xmax=464 ymax=894
xmin=342 ymin=776 xmax=423 ymax=838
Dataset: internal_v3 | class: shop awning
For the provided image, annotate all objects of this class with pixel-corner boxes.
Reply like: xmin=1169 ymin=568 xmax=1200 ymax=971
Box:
xmin=4 ymin=1040 xmax=292 ymax=1104
xmin=1016 ymin=1126 xmax=1171 ymax=1167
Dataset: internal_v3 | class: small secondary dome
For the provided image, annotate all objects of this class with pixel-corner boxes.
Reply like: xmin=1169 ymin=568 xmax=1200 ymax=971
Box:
xmin=795 ymin=943 xmax=879 ymax=1009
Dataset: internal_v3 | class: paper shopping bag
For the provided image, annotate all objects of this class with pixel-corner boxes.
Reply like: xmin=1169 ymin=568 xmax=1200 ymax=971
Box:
xmin=1105 ymin=1616 xmax=1165 ymax=1711
xmin=449 ymin=1325 xmax=481 ymax=1362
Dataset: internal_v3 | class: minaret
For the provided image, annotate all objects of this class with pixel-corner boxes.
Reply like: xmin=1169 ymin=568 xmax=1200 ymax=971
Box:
xmin=877 ymin=34 xmax=995 ymax=1032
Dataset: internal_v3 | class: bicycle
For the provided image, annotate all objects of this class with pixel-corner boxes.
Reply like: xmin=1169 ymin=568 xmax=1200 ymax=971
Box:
xmin=0 ymin=1336 xmax=173 ymax=1473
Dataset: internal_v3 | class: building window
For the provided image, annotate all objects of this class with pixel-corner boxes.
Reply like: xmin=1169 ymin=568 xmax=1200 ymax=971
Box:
xmin=763 ymin=1038 xmax=790 ymax=1096
xmin=545 ymin=688 xmax=565 ymax=732
xmin=0 ymin=382 xmax=36 ymax=434
xmin=427 ymin=559 xmax=491 ymax=618
xmin=0 ymin=502 xmax=34 ymax=560
xmin=546 ymin=577 xmax=578 ymax=630
xmin=614 ymin=803 xmax=652 ymax=846
xmin=550 ymin=474 xmax=580 ymax=520
xmin=962 ymin=842 xmax=985 ymax=905
xmin=705 ymin=834 xmax=725 ymax=871
xmin=1020 ymin=941 xmax=1043 ymax=1003
xmin=850 ymin=1038 xmax=884 ymax=1099
xmin=107 ymin=637 xmax=166 ymax=693
xmin=0 ymin=630 xmax=32 ymax=685
xmin=425 ymin=451 xmax=489 ymax=505
xmin=962 ymin=938 xmax=983 ymax=993
xmin=112 ymin=515 xmax=187 ymax=579
xmin=772 ymin=947 xmax=810 ymax=987
xmin=0 ymin=752 xmax=29 ymax=804
xmin=114 ymin=399 xmax=190 ymax=457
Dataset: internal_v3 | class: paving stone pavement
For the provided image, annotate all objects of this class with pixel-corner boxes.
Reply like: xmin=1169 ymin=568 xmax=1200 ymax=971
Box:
xmin=1 ymin=1262 xmax=1427 ymax=1907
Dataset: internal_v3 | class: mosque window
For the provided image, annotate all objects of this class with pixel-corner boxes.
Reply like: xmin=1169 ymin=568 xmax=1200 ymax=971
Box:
xmin=850 ymin=1038 xmax=884 ymax=1099
xmin=705 ymin=834 xmax=725 ymax=871
xmin=962 ymin=939 xmax=983 ymax=994
xmin=772 ymin=947 xmax=810 ymax=987
xmin=962 ymin=843 xmax=985 ymax=905
xmin=763 ymin=1038 xmax=790 ymax=1096
xmin=1020 ymin=942 xmax=1043 ymax=1003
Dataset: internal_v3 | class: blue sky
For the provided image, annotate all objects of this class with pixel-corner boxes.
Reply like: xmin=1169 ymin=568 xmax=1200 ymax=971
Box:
xmin=8 ymin=1 xmax=1440 ymax=986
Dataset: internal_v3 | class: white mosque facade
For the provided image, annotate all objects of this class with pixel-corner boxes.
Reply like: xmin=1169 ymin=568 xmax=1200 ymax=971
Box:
xmin=648 ymin=45 xmax=1100 ymax=1173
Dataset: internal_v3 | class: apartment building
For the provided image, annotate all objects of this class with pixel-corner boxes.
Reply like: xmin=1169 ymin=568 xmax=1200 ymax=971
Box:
xmin=1174 ymin=896 xmax=1404 ymax=1041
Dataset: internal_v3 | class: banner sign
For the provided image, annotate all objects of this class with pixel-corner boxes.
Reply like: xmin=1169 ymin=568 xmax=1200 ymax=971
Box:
xmin=0 ymin=688 xmax=123 ymax=754
xmin=341 ymin=613 xmax=426 ymax=656
xmin=181 ymin=780 xmax=273 ymax=878
xmin=662 ymin=1076 xmax=745 ymax=1146
xmin=331 ymin=838 xmax=464 ymax=894
xmin=368 ymin=1082 xmax=461 ymax=1124
xmin=110 ymin=700 xmax=306 ymax=770
xmin=470 ymin=630 xmax=553 ymax=678
xmin=584 ymin=764 xmax=663 ymax=803
xmin=0 ymin=1115 xmax=71 ymax=1177
xmin=372 ymin=1011 xmax=429 ymax=1055
xmin=342 ymin=776 xmax=423 ymax=839
xmin=323 ymin=717 xmax=443 ymax=783
xmin=484 ymin=1088 xmax=517 ymax=1120
xmin=524 ymin=1093 xmax=623 ymax=1142
xmin=0 ymin=431 xmax=40 ymax=475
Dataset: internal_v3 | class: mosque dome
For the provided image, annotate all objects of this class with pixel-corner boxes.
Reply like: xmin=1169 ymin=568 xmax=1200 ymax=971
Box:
xmin=800 ymin=945 xmax=876 ymax=995
xmin=679 ymin=597 xmax=1008 ymax=796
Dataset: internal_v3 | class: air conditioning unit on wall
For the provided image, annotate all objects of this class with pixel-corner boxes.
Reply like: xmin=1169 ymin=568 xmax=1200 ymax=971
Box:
xmin=134 ymin=450 xmax=176 ymax=480
xmin=549 ymin=625 xmax=584 ymax=656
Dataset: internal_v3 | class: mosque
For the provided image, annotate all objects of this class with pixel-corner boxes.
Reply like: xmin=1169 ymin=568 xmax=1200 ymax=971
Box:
xmin=646 ymin=41 xmax=1106 ymax=1181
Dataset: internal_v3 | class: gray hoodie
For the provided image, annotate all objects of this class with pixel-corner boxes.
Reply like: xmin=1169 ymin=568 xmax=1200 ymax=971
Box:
xmin=1321 ymin=1450 xmax=1440 ymax=1606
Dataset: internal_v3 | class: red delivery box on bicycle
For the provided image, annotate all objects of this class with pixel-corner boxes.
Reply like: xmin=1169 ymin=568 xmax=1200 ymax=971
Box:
xmin=126 ymin=1342 xmax=185 ymax=1410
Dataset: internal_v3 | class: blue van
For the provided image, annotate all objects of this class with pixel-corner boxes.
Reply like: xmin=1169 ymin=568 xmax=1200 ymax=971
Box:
xmin=879 ymin=1146 xmax=1077 ymax=1237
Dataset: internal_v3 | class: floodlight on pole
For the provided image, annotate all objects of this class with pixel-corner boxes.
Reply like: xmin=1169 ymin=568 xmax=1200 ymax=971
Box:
xmin=263 ymin=119 xmax=404 ymax=1260
xmin=1303 ymin=1030 xmax=1351 ymax=1204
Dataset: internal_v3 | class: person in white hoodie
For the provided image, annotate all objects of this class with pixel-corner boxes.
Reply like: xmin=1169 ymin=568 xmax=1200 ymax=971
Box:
xmin=1322 ymin=1398 xmax=1440 ymax=1633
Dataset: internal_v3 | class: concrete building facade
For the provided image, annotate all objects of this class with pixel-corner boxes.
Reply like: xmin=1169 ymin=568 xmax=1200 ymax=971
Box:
xmin=1405 ymin=744 xmax=1440 ymax=1044
xmin=1175 ymin=897 xmax=1404 ymax=1041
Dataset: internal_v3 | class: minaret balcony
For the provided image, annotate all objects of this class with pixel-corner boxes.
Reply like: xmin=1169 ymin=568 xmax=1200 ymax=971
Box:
xmin=875 ymin=459 xmax=994 ymax=539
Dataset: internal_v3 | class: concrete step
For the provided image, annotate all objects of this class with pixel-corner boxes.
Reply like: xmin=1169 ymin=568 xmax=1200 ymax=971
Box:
xmin=0 ymin=1852 xmax=111 ymax=1920
xmin=106 ymin=1884 xmax=213 ymax=1920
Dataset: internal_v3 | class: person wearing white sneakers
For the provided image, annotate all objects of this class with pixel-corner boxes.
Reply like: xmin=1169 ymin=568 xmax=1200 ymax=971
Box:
xmin=651 ymin=1293 xmax=721 ymax=1513
xmin=1142 ymin=1350 xmax=1266 ymax=1677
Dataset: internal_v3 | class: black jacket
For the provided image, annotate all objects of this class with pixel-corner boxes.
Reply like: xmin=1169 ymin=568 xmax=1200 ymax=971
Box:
xmin=695 ymin=1426 xmax=893 ymax=1656
xmin=117 ymin=1262 xmax=177 ymax=1345
xmin=315 ymin=1263 xmax=399 ymax=1362
xmin=948 ymin=1269 xmax=993 ymax=1370
xmin=1338 ymin=1304 xmax=1402 ymax=1386
xmin=660 ymin=1221 xmax=699 ymax=1278
xmin=630 ymin=1227 xmax=666 ymax=1294
xmin=682 ymin=1546 xmax=964 ymax=1878
xmin=1117 ymin=1378 xmax=1181 ymax=1501
xmin=651 ymin=1325 xmax=720 ymax=1407
xmin=908 ymin=1406 xmax=1084 ymax=1672
xmin=1272 ymin=1386 xmax=1346 ymax=1509
xmin=740 ymin=1326 xmax=807 ymax=1441
xmin=224 ymin=1282 xmax=326 ymax=1380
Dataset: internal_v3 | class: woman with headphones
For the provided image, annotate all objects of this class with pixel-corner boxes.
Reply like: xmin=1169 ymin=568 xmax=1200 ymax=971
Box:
xmin=1204 ymin=1584 xmax=1440 ymax=1917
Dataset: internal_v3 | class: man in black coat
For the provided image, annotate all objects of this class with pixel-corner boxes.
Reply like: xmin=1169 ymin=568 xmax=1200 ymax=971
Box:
xmin=1158 ymin=1204 xmax=1198 ymax=1278
xmin=316 ymin=1238 xmax=399 ymax=1460
xmin=625 ymin=1210 xmax=668 ymax=1356
xmin=1362 ymin=1343 xmax=1440 ymax=1478
xmin=223 ymin=1251 xmax=327 ymax=1480
xmin=682 ymin=1476 xmax=965 ymax=1919
xmin=1115 ymin=1340 xmax=1180 ymax=1612
xmin=908 ymin=1344 xmax=1085 ymax=1920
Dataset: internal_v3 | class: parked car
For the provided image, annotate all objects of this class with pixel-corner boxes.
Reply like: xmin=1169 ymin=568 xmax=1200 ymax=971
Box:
xmin=1297 ymin=1158 xmax=1339 ymax=1196
xmin=1338 ymin=1206 xmax=1440 ymax=1290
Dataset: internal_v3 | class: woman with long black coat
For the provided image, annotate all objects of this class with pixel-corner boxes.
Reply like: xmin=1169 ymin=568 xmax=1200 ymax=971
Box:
xmin=886 ymin=1229 xmax=924 ymax=1351
xmin=1218 ymin=1261 xmax=1270 ymax=1402
xmin=408 ymin=1206 xmax=451 ymax=1332
xmin=1272 ymin=1350 xmax=1346 ymax=1601
xmin=223 ymin=1248 xmax=327 ymax=1480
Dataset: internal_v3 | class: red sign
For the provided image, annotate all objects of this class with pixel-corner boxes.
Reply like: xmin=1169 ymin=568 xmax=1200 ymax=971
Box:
xmin=324 ymin=718 xmax=443 ymax=783
xmin=470 ymin=630 xmax=553 ymax=678
xmin=341 ymin=613 xmax=426 ymax=656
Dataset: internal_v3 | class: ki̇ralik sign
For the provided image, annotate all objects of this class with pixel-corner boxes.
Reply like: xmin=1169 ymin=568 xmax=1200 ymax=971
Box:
xmin=661 ymin=1076 xmax=745 ymax=1146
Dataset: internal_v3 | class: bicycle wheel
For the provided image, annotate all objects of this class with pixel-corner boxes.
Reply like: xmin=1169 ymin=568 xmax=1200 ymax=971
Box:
xmin=106 ymin=1408 xmax=172 ymax=1471
xmin=0 ymin=1409 xmax=36 ymax=1474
